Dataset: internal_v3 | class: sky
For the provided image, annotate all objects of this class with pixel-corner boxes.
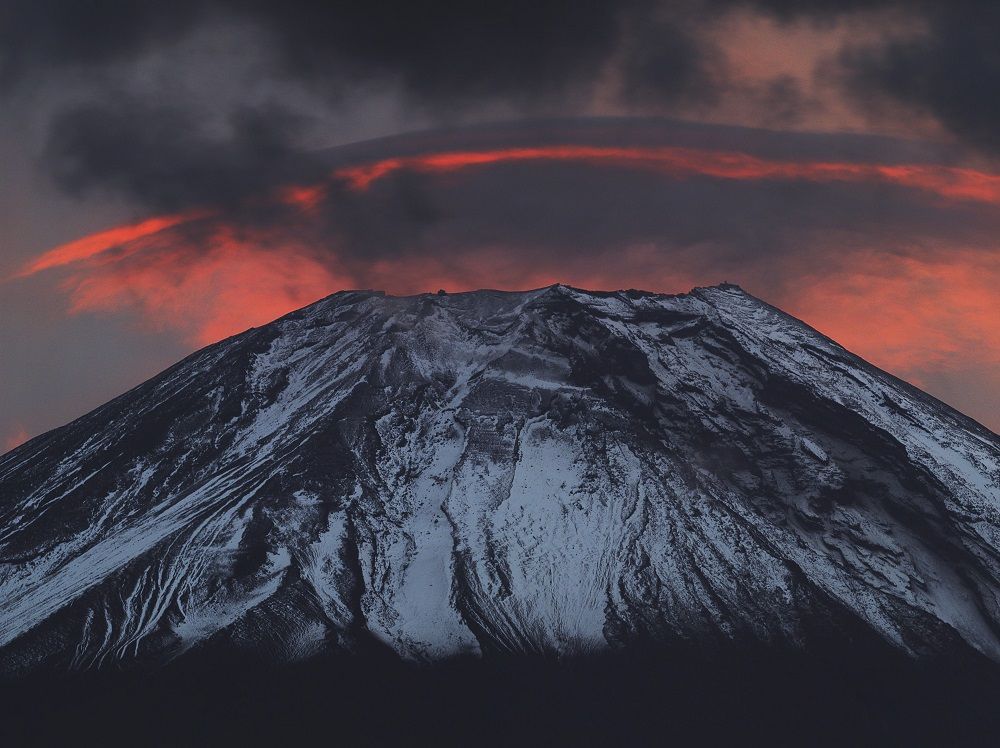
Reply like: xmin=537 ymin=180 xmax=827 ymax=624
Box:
xmin=1 ymin=0 xmax=999 ymax=449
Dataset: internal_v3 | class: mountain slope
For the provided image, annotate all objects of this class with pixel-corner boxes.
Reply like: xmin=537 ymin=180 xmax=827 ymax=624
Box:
xmin=1 ymin=284 xmax=998 ymax=672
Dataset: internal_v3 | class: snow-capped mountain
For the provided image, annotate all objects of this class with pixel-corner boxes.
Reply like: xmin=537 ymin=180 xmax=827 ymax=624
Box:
xmin=1 ymin=283 xmax=998 ymax=673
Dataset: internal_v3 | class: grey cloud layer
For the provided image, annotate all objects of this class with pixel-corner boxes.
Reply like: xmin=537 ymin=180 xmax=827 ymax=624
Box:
xmin=5 ymin=1 xmax=1000 ymax=219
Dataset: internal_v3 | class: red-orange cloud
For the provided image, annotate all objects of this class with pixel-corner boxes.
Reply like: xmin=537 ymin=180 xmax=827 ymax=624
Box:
xmin=12 ymin=142 xmax=1000 ymax=430
xmin=15 ymin=209 xmax=215 ymax=278
xmin=64 ymin=227 xmax=348 ymax=345
xmin=784 ymin=249 xmax=1000 ymax=374
xmin=16 ymin=143 xmax=1000 ymax=283
xmin=22 ymin=233 xmax=1000 ymax=431
xmin=333 ymin=145 xmax=1000 ymax=206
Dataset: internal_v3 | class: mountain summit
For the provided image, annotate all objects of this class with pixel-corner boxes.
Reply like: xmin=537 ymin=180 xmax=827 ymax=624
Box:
xmin=1 ymin=284 xmax=998 ymax=672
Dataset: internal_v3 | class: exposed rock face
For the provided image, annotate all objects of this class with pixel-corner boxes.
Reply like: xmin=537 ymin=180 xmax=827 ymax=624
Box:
xmin=1 ymin=284 xmax=998 ymax=672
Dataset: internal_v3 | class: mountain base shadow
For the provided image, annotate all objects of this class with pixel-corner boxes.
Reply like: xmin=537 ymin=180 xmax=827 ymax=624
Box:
xmin=2 ymin=639 xmax=999 ymax=746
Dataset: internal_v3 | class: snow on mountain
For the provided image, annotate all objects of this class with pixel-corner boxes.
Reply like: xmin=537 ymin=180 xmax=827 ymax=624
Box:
xmin=1 ymin=283 xmax=998 ymax=672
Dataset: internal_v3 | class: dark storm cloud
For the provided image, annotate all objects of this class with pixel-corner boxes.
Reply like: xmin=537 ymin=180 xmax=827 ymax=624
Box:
xmin=37 ymin=114 xmax=997 ymax=277
xmin=43 ymin=98 xmax=329 ymax=211
xmin=726 ymin=0 xmax=1000 ymax=154
xmin=232 ymin=1 xmax=645 ymax=105
xmin=836 ymin=4 xmax=1000 ymax=154
xmin=0 ymin=1 xmax=204 ymax=85
xmin=721 ymin=0 xmax=897 ymax=18
xmin=1 ymin=1 xmax=654 ymax=102
xmin=7 ymin=0 xmax=1000 ymax=218
xmin=326 ymin=159 xmax=1000 ymax=269
xmin=7 ymin=0 xmax=725 ymax=213
xmin=617 ymin=10 xmax=723 ymax=107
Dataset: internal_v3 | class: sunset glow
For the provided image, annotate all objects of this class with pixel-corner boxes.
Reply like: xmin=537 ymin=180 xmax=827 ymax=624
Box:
xmin=63 ymin=228 xmax=348 ymax=345
xmin=15 ymin=209 xmax=215 ymax=278
xmin=333 ymin=145 xmax=1000 ymax=207
xmin=13 ymin=141 xmax=1000 ymax=430
xmin=18 ymin=143 xmax=1000 ymax=282
xmin=786 ymin=250 xmax=1000 ymax=372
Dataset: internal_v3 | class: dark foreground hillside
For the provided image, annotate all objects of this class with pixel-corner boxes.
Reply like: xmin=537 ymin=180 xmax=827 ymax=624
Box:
xmin=3 ymin=641 xmax=1000 ymax=746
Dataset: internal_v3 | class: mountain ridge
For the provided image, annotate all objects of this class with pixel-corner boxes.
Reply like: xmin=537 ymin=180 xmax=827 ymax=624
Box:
xmin=1 ymin=283 xmax=998 ymax=673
